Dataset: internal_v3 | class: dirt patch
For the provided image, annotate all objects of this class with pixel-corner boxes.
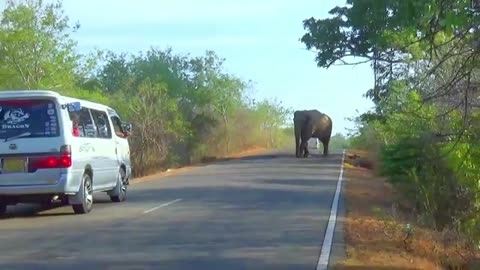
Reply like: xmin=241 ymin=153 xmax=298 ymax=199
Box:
xmin=334 ymin=149 xmax=480 ymax=270
xmin=131 ymin=146 xmax=270 ymax=184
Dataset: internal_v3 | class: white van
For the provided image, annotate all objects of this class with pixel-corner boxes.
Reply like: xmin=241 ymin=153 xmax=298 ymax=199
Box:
xmin=0 ymin=90 xmax=132 ymax=215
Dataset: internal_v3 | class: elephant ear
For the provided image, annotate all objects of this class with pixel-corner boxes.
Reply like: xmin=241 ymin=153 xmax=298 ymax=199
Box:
xmin=304 ymin=113 xmax=311 ymax=122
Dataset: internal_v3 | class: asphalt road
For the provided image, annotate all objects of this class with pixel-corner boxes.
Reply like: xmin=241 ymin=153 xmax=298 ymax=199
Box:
xmin=0 ymin=149 xmax=346 ymax=270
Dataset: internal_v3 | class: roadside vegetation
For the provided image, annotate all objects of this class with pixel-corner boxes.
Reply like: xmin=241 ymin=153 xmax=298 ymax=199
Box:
xmin=336 ymin=150 xmax=479 ymax=269
xmin=0 ymin=0 xmax=293 ymax=177
xmin=301 ymin=0 xmax=480 ymax=268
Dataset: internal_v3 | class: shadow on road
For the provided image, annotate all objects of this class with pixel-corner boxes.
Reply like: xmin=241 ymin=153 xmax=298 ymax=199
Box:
xmin=0 ymin=202 xmax=67 ymax=219
xmin=217 ymin=152 xmax=342 ymax=167
xmin=0 ymin=195 xmax=113 ymax=219
xmin=0 ymin=210 xmax=76 ymax=219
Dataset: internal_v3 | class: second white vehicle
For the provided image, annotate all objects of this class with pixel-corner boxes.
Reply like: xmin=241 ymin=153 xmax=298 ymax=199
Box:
xmin=0 ymin=90 xmax=133 ymax=215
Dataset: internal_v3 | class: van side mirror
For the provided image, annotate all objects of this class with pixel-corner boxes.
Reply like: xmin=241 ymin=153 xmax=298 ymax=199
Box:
xmin=66 ymin=102 xmax=82 ymax=112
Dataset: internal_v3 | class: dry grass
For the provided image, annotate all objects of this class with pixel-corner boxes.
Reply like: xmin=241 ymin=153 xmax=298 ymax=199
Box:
xmin=334 ymin=149 xmax=480 ymax=270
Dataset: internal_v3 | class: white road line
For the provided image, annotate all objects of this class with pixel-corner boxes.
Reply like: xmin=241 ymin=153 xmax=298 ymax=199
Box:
xmin=316 ymin=149 xmax=346 ymax=270
xmin=143 ymin=198 xmax=182 ymax=214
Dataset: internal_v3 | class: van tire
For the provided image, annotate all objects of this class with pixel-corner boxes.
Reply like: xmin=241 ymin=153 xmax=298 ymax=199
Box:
xmin=72 ymin=174 xmax=93 ymax=214
xmin=0 ymin=204 xmax=6 ymax=215
xmin=109 ymin=168 xmax=127 ymax=203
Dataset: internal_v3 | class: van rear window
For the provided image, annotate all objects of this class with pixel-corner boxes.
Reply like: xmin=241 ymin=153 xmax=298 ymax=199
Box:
xmin=0 ymin=99 xmax=60 ymax=140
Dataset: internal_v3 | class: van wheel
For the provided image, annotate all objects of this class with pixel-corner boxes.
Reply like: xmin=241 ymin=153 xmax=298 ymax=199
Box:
xmin=110 ymin=168 xmax=127 ymax=203
xmin=72 ymin=174 xmax=93 ymax=214
xmin=0 ymin=204 xmax=6 ymax=215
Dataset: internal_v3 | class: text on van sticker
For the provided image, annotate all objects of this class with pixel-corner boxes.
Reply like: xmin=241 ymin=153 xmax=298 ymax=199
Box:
xmin=2 ymin=123 xmax=30 ymax=129
xmin=79 ymin=143 xmax=95 ymax=153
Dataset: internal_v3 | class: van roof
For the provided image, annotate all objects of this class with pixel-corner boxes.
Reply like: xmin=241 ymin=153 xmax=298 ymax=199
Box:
xmin=0 ymin=90 xmax=117 ymax=114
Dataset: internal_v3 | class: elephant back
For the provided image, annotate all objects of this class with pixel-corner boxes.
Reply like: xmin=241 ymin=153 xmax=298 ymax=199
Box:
xmin=293 ymin=109 xmax=332 ymax=135
xmin=310 ymin=110 xmax=332 ymax=136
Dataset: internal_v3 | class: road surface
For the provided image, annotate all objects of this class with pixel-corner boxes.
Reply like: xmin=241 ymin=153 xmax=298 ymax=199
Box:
xmin=0 ymin=150 xmax=346 ymax=270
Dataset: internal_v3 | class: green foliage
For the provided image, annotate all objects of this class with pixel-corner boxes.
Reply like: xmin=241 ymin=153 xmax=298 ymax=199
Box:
xmin=249 ymin=99 xmax=291 ymax=148
xmin=301 ymin=0 xmax=478 ymax=69
xmin=0 ymin=0 xmax=292 ymax=178
xmin=0 ymin=0 xmax=81 ymax=91
xmin=329 ymin=133 xmax=350 ymax=151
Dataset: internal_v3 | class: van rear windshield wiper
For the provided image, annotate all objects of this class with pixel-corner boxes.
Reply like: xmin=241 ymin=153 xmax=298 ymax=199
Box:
xmin=4 ymin=132 xmax=31 ymax=142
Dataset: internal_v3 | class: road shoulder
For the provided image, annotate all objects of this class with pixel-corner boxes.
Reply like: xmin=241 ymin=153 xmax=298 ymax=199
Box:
xmin=325 ymin=168 xmax=346 ymax=270
xmin=332 ymin=149 xmax=479 ymax=270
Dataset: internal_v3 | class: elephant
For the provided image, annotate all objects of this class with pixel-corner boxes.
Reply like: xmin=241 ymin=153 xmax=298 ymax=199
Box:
xmin=293 ymin=110 xmax=332 ymax=158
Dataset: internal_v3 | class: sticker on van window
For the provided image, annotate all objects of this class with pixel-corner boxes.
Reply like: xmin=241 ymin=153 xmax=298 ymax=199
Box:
xmin=0 ymin=100 xmax=60 ymax=139
xmin=2 ymin=108 xmax=30 ymax=129
xmin=44 ymin=121 xmax=50 ymax=134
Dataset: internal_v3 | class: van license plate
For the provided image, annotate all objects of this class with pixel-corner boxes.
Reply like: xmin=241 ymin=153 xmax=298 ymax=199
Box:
xmin=2 ymin=158 xmax=26 ymax=173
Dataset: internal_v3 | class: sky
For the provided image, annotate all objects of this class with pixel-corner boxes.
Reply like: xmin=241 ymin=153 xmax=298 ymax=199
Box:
xmin=0 ymin=0 xmax=375 ymax=135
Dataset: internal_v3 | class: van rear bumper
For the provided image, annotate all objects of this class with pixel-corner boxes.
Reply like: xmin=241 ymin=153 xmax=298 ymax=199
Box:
xmin=0 ymin=172 xmax=82 ymax=195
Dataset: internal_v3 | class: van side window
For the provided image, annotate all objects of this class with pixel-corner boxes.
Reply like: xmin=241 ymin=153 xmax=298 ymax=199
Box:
xmin=91 ymin=109 xmax=112 ymax=139
xmin=69 ymin=108 xmax=95 ymax=138
xmin=79 ymin=108 xmax=96 ymax=137
xmin=111 ymin=116 xmax=126 ymax=138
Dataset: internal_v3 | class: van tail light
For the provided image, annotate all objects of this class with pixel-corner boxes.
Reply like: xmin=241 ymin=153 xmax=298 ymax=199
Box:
xmin=28 ymin=145 xmax=72 ymax=172
xmin=59 ymin=145 xmax=72 ymax=167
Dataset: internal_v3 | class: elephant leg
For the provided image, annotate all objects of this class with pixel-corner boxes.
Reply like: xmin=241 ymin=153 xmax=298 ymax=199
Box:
xmin=301 ymin=141 xmax=309 ymax=158
xmin=299 ymin=140 xmax=304 ymax=157
xmin=301 ymin=123 xmax=313 ymax=158
xmin=322 ymin=137 xmax=330 ymax=156
xmin=294 ymin=125 xmax=301 ymax=158
xmin=295 ymin=138 xmax=301 ymax=158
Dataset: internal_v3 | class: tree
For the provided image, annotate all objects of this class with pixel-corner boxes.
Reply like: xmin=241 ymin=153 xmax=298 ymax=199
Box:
xmin=96 ymin=52 xmax=131 ymax=93
xmin=253 ymin=99 xmax=290 ymax=148
xmin=300 ymin=0 xmax=480 ymax=244
xmin=0 ymin=0 xmax=81 ymax=91
xmin=300 ymin=0 xmax=479 ymax=107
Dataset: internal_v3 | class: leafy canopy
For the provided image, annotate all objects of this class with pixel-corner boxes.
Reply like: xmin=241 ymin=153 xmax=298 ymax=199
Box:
xmin=301 ymin=0 xmax=479 ymax=69
xmin=0 ymin=0 xmax=82 ymax=91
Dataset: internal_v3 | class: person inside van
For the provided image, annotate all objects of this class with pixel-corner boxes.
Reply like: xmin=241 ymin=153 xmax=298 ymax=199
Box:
xmin=71 ymin=113 xmax=80 ymax=137
xmin=115 ymin=129 xmax=127 ymax=138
